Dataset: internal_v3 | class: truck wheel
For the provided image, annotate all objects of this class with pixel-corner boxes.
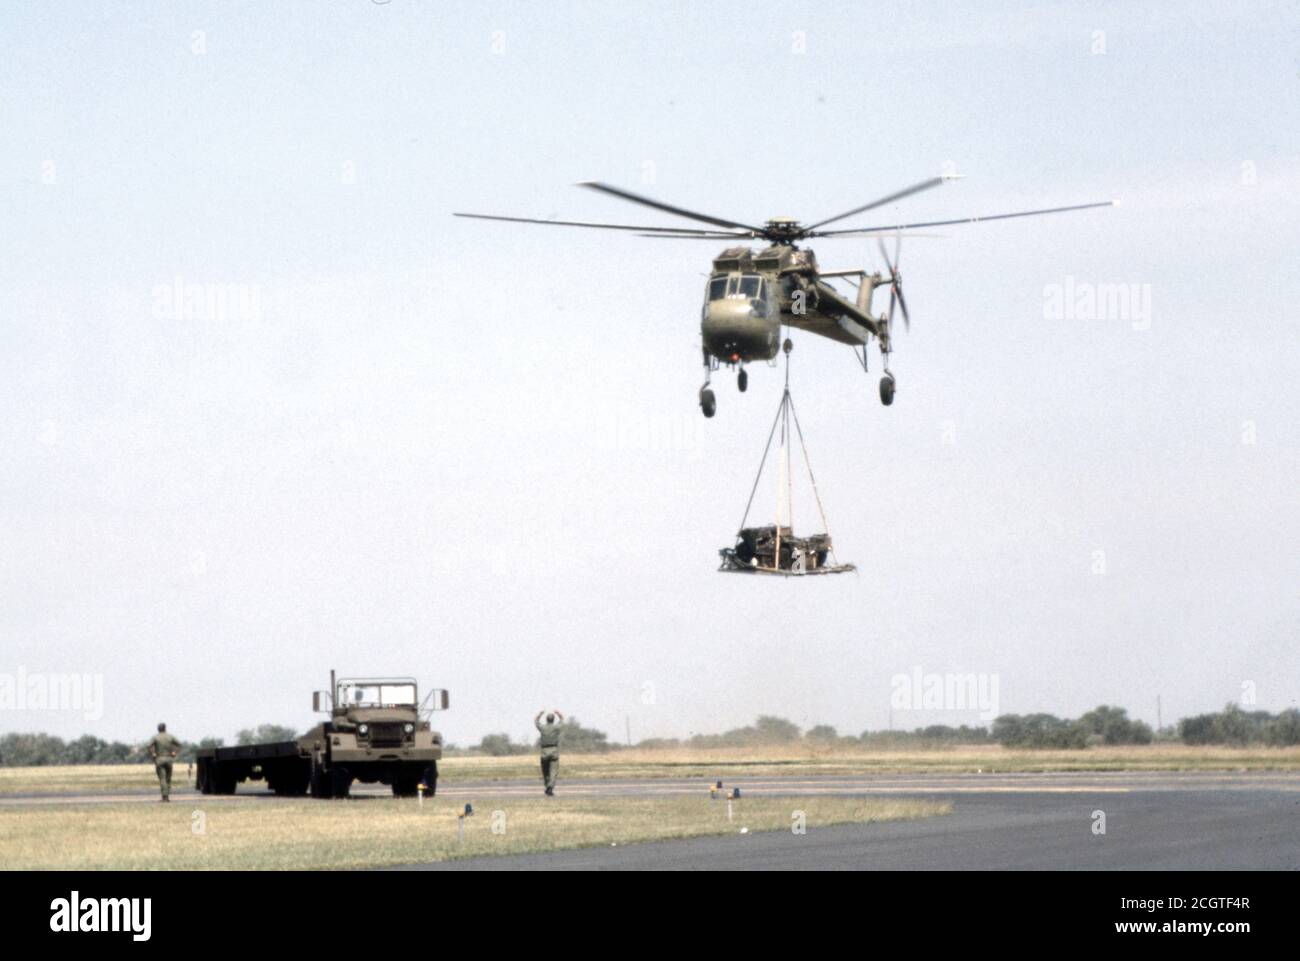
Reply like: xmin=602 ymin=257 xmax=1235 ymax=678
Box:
xmin=424 ymin=763 xmax=438 ymax=798
xmin=392 ymin=774 xmax=421 ymax=798
xmin=309 ymin=765 xmax=331 ymax=799
xmin=330 ymin=767 xmax=352 ymax=799
xmin=197 ymin=760 xmax=214 ymax=795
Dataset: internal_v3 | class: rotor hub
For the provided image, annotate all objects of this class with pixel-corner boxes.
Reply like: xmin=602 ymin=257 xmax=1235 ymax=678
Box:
xmin=763 ymin=217 xmax=804 ymax=242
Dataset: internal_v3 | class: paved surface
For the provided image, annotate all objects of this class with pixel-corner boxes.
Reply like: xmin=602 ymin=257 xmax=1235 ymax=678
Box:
xmin=5 ymin=772 xmax=1297 ymax=869
xmin=413 ymin=772 xmax=1300 ymax=871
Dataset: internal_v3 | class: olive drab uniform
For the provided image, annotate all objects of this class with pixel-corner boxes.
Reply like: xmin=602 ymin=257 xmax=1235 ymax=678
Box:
xmin=149 ymin=730 xmax=181 ymax=800
xmin=536 ymin=718 xmax=562 ymax=795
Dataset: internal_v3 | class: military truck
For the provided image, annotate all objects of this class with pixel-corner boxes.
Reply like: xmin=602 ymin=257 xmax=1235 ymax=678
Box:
xmin=196 ymin=671 xmax=449 ymax=799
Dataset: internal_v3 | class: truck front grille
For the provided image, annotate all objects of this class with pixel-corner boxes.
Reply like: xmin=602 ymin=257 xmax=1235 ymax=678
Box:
xmin=368 ymin=723 xmax=406 ymax=747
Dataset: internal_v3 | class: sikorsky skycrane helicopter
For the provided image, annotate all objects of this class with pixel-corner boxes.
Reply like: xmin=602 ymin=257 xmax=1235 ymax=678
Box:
xmin=455 ymin=177 xmax=1112 ymax=417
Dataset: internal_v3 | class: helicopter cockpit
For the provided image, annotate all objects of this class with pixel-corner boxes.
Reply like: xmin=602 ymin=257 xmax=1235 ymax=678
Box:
xmin=706 ymin=272 xmax=774 ymax=318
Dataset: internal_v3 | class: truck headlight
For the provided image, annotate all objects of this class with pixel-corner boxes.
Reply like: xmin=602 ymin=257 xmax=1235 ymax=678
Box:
xmin=403 ymin=723 xmax=414 ymax=734
xmin=358 ymin=724 xmax=369 ymax=736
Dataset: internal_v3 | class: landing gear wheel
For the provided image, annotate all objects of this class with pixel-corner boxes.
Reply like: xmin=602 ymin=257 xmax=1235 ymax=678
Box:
xmin=879 ymin=374 xmax=895 ymax=406
xmin=737 ymin=369 xmax=748 ymax=393
xmin=700 ymin=388 xmax=717 ymax=418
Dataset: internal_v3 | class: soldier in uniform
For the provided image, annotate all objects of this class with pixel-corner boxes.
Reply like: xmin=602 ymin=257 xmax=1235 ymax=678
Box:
xmin=147 ymin=722 xmax=181 ymax=802
xmin=534 ymin=709 xmax=564 ymax=796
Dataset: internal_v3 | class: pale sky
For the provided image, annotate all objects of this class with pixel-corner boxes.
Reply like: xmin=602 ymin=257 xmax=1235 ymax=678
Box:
xmin=1 ymin=2 xmax=1297 ymax=747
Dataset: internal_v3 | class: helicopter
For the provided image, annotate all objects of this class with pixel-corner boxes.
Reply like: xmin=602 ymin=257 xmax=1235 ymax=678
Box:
xmin=455 ymin=177 xmax=1112 ymax=417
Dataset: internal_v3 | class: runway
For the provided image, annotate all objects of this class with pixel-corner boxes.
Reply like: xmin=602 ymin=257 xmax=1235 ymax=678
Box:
xmin=415 ymin=771 xmax=1300 ymax=871
xmin=4 ymin=772 xmax=1296 ymax=869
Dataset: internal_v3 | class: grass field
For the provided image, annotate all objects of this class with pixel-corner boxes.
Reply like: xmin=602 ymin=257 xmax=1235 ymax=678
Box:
xmin=0 ymin=795 xmax=950 ymax=869
xmin=438 ymin=744 xmax=1300 ymax=779
xmin=2 ymin=743 xmax=1298 ymax=797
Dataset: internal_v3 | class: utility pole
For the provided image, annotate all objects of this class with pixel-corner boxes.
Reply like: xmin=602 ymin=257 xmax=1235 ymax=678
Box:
xmin=1157 ymin=695 xmax=1162 ymax=733
xmin=625 ymin=715 xmax=631 ymax=748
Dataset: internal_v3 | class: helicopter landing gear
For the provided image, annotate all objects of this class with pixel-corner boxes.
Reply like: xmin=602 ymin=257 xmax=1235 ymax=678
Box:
xmin=737 ymin=368 xmax=748 ymax=393
xmin=699 ymin=349 xmax=720 ymax=417
xmin=879 ymin=373 xmax=895 ymax=406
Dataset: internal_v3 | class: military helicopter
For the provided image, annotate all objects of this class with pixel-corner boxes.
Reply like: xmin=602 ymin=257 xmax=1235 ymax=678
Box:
xmin=455 ymin=177 xmax=1112 ymax=417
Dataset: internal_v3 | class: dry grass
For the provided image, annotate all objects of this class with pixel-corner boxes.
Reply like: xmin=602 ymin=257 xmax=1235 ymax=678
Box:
xmin=438 ymin=743 xmax=1300 ymax=780
xmin=2 ymin=743 xmax=1298 ymax=797
xmin=0 ymin=794 xmax=949 ymax=869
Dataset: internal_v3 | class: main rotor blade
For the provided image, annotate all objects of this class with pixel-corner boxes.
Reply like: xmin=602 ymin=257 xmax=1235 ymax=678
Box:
xmin=453 ymin=212 xmax=741 ymax=235
xmin=811 ymin=200 xmax=1115 ymax=237
xmin=803 ymin=176 xmax=952 ymax=233
xmin=578 ymin=181 xmax=765 ymax=233
xmin=636 ymin=231 xmax=755 ymax=239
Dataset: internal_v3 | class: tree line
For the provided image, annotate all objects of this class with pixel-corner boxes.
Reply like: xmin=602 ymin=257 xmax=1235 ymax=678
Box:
xmin=4 ymin=705 xmax=1299 ymax=765
xmin=0 ymin=724 xmax=301 ymax=767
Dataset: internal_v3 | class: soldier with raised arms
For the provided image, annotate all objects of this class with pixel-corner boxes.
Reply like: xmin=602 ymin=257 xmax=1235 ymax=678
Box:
xmin=534 ymin=709 xmax=564 ymax=796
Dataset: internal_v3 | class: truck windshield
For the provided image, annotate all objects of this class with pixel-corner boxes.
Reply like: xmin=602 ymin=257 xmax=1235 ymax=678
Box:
xmin=338 ymin=682 xmax=416 ymax=707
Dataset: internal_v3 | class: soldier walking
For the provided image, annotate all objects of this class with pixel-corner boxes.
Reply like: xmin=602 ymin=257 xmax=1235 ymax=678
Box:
xmin=534 ymin=709 xmax=564 ymax=796
xmin=148 ymin=722 xmax=181 ymax=802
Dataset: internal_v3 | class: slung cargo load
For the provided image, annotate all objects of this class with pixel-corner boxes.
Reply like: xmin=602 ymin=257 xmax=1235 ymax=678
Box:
xmin=719 ymin=346 xmax=855 ymax=577
xmin=719 ymin=525 xmax=845 ymax=575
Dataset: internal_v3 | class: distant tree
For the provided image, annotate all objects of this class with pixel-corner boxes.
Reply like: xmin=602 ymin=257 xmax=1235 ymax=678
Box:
xmin=1265 ymin=709 xmax=1300 ymax=746
xmin=542 ymin=718 xmax=610 ymax=754
xmin=1179 ymin=704 xmax=1271 ymax=745
xmin=1179 ymin=711 xmax=1218 ymax=745
xmin=991 ymin=715 xmax=1024 ymax=747
xmin=805 ymin=725 xmax=839 ymax=741
xmin=476 ymin=733 xmax=526 ymax=756
xmin=179 ymin=737 xmax=224 ymax=762
xmin=1076 ymin=705 xmax=1154 ymax=745
xmin=993 ymin=714 xmax=1085 ymax=749
xmin=1221 ymin=705 xmax=1259 ymax=745
xmin=62 ymin=734 xmax=106 ymax=765
xmin=754 ymin=716 xmax=801 ymax=742
xmin=0 ymin=733 xmax=66 ymax=766
xmin=235 ymin=725 xmax=299 ymax=746
xmin=102 ymin=741 xmax=138 ymax=763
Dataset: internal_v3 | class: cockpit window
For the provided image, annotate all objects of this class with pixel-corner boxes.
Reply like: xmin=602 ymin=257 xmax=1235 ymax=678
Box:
xmin=725 ymin=276 xmax=740 ymax=296
xmin=708 ymin=277 xmax=728 ymax=301
xmin=739 ymin=275 xmax=760 ymax=298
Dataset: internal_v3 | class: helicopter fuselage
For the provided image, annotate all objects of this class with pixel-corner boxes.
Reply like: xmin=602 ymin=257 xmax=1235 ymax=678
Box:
xmin=701 ymin=243 xmax=882 ymax=366
xmin=702 ymin=244 xmax=807 ymax=365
